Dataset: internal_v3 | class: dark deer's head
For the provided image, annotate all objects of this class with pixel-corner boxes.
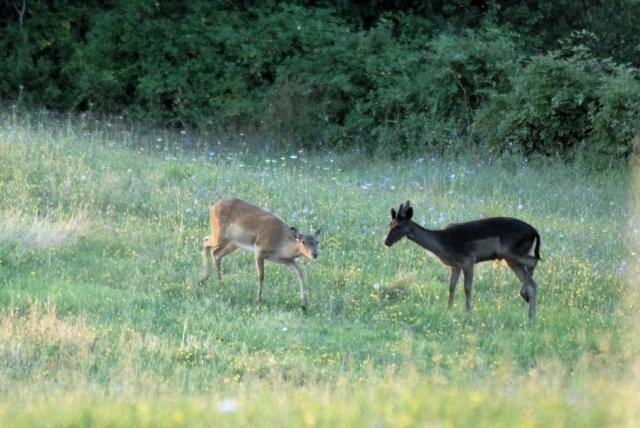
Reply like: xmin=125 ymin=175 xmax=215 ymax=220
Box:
xmin=384 ymin=201 xmax=413 ymax=247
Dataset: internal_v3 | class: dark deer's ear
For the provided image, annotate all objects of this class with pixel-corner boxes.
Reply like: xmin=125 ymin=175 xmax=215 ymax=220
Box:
xmin=314 ymin=228 xmax=321 ymax=237
xmin=391 ymin=208 xmax=397 ymax=219
xmin=290 ymin=227 xmax=301 ymax=240
xmin=405 ymin=207 xmax=413 ymax=220
xmin=405 ymin=200 xmax=411 ymax=207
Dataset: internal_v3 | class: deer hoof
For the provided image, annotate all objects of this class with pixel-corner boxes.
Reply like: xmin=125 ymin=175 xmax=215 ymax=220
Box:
xmin=519 ymin=288 xmax=530 ymax=303
xmin=300 ymin=302 xmax=308 ymax=312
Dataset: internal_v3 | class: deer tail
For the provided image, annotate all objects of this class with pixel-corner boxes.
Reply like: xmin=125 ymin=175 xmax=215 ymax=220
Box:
xmin=534 ymin=231 xmax=541 ymax=260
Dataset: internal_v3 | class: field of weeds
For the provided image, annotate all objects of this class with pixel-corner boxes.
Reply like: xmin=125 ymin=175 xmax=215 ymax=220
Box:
xmin=0 ymin=110 xmax=638 ymax=426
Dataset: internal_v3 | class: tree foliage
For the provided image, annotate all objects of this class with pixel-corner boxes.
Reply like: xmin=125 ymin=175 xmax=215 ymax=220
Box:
xmin=1 ymin=0 xmax=639 ymax=160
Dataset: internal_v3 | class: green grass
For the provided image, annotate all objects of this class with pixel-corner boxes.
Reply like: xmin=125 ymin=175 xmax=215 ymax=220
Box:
xmin=0 ymin=109 xmax=638 ymax=426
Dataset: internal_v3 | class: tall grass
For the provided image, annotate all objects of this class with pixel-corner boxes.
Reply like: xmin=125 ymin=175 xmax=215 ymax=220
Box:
xmin=0 ymin=109 xmax=637 ymax=426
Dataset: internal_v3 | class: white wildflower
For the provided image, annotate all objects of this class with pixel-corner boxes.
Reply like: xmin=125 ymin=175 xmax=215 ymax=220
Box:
xmin=217 ymin=398 xmax=238 ymax=414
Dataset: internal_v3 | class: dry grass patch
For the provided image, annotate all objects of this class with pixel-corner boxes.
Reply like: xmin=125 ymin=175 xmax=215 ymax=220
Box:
xmin=0 ymin=303 xmax=96 ymax=347
xmin=0 ymin=303 xmax=97 ymax=379
xmin=379 ymin=271 xmax=417 ymax=301
xmin=0 ymin=209 xmax=89 ymax=249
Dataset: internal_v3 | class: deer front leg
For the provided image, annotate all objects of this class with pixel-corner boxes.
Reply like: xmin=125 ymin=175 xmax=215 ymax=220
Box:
xmin=255 ymin=253 xmax=265 ymax=305
xmin=448 ymin=267 xmax=461 ymax=308
xmin=288 ymin=261 xmax=307 ymax=311
xmin=462 ymin=264 xmax=474 ymax=311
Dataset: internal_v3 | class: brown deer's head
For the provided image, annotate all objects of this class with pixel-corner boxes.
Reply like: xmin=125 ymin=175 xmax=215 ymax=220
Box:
xmin=384 ymin=201 xmax=413 ymax=247
xmin=291 ymin=227 xmax=321 ymax=259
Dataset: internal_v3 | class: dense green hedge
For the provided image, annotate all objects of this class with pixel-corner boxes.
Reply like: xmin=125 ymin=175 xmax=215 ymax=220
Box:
xmin=473 ymin=43 xmax=640 ymax=159
xmin=1 ymin=1 xmax=639 ymax=160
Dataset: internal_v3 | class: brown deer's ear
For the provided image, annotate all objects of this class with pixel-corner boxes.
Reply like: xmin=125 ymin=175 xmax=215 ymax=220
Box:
xmin=391 ymin=208 xmax=397 ymax=219
xmin=290 ymin=227 xmax=302 ymax=240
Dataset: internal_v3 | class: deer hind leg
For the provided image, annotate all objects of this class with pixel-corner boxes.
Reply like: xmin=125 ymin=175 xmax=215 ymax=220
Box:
xmin=200 ymin=236 xmax=213 ymax=284
xmin=213 ymin=243 xmax=237 ymax=286
xmin=507 ymin=261 xmax=532 ymax=302
xmin=527 ymin=278 xmax=537 ymax=321
xmin=507 ymin=261 xmax=537 ymax=321
xmin=462 ymin=264 xmax=474 ymax=312
xmin=448 ymin=267 xmax=461 ymax=308
xmin=506 ymin=253 xmax=538 ymax=271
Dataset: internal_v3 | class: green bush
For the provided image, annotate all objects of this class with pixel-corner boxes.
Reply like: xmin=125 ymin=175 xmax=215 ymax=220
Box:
xmin=0 ymin=1 xmax=96 ymax=108
xmin=590 ymin=69 xmax=640 ymax=158
xmin=72 ymin=3 xmax=318 ymax=125
xmin=339 ymin=26 xmax=517 ymax=153
xmin=472 ymin=45 xmax=640 ymax=159
xmin=423 ymin=28 xmax=519 ymax=126
xmin=267 ymin=20 xmax=418 ymax=150
xmin=267 ymin=25 xmax=520 ymax=153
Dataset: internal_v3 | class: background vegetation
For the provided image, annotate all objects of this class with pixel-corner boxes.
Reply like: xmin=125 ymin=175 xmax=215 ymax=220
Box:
xmin=1 ymin=0 xmax=639 ymax=159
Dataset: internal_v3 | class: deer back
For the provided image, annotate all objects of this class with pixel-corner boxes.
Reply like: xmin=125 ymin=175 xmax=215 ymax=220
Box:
xmin=209 ymin=198 xmax=302 ymax=259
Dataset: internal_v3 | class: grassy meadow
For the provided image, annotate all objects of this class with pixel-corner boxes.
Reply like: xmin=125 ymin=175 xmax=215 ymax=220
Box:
xmin=0 ymin=110 xmax=638 ymax=426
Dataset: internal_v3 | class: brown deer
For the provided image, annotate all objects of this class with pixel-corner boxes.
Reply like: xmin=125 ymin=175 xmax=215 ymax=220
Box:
xmin=200 ymin=198 xmax=320 ymax=310
xmin=384 ymin=201 xmax=541 ymax=320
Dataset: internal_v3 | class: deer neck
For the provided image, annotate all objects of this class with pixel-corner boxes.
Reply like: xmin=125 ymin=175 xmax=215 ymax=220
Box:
xmin=276 ymin=239 xmax=301 ymax=260
xmin=407 ymin=222 xmax=446 ymax=258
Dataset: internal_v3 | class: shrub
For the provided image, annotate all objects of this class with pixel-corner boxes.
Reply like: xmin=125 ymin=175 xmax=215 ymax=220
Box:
xmin=422 ymin=27 xmax=519 ymax=126
xmin=472 ymin=45 xmax=640 ymax=159
xmin=266 ymin=25 xmax=520 ymax=153
xmin=63 ymin=3 xmax=343 ymax=128
xmin=590 ymin=69 xmax=640 ymax=158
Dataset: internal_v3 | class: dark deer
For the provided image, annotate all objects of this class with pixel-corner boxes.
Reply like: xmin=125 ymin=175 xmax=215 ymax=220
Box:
xmin=384 ymin=201 xmax=541 ymax=320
